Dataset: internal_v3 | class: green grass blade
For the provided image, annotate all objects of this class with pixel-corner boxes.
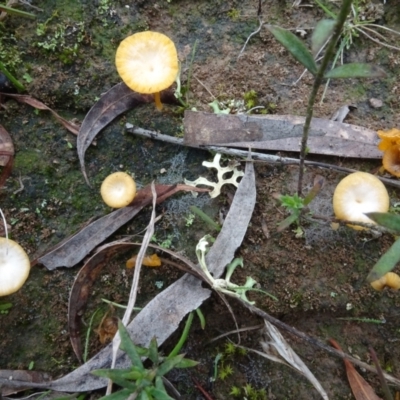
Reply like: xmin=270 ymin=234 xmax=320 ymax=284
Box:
xmin=365 ymin=212 xmax=400 ymax=233
xmin=324 ymin=63 xmax=386 ymax=79
xmin=266 ymin=25 xmax=318 ymax=75
xmin=367 ymin=237 xmax=400 ymax=283
xmin=0 ymin=60 xmax=25 ymax=92
xmin=0 ymin=5 xmax=36 ymax=19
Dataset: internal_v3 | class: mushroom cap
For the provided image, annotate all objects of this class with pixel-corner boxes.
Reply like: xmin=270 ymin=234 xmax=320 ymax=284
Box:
xmin=382 ymin=145 xmax=400 ymax=177
xmin=0 ymin=237 xmax=30 ymax=296
xmin=370 ymin=272 xmax=400 ymax=291
xmin=333 ymin=171 xmax=389 ymax=230
xmin=101 ymin=172 xmax=137 ymax=208
xmin=377 ymin=128 xmax=400 ymax=151
xmin=115 ymin=31 xmax=179 ymax=94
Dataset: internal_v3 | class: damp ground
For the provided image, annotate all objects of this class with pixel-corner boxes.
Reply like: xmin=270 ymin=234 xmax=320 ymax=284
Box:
xmin=1 ymin=0 xmax=400 ymax=399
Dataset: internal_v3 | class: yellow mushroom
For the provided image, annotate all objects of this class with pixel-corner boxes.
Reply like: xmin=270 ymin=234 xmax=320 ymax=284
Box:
xmin=126 ymin=254 xmax=161 ymax=269
xmin=370 ymin=272 xmax=400 ymax=291
xmin=100 ymin=172 xmax=136 ymax=208
xmin=332 ymin=171 xmax=389 ymax=230
xmin=115 ymin=31 xmax=179 ymax=111
xmin=0 ymin=237 xmax=30 ymax=296
xmin=377 ymin=128 xmax=400 ymax=177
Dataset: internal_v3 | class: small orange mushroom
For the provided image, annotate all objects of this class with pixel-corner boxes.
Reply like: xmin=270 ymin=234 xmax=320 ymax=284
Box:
xmin=370 ymin=272 xmax=400 ymax=291
xmin=377 ymin=128 xmax=400 ymax=177
xmin=332 ymin=172 xmax=389 ymax=230
xmin=126 ymin=254 xmax=161 ymax=269
xmin=377 ymin=128 xmax=400 ymax=151
xmin=115 ymin=31 xmax=179 ymax=111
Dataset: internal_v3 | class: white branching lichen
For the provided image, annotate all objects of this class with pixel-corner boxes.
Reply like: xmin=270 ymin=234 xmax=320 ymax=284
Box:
xmin=184 ymin=153 xmax=244 ymax=198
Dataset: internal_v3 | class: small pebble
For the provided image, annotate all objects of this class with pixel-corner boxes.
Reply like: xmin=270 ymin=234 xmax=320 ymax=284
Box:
xmin=369 ymin=98 xmax=383 ymax=109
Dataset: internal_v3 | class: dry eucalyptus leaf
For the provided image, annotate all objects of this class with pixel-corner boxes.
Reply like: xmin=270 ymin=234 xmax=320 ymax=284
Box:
xmin=0 ymin=161 xmax=256 ymax=393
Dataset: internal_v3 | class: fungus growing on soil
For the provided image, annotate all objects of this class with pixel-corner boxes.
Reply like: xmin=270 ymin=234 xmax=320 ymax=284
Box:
xmin=100 ymin=172 xmax=136 ymax=209
xmin=0 ymin=237 xmax=30 ymax=296
xmin=115 ymin=31 xmax=179 ymax=111
xmin=332 ymin=171 xmax=389 ymax=230
xmin=377 ymin=128 xmax=400 ymax=177
xmin=126 ymin=254 xmax=161 ymax=269
xmin=370 ymin=272 xmax=400 ymax=291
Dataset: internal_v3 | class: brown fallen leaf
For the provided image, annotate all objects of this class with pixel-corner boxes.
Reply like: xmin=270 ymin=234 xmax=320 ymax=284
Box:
xmin=329 ymin=338 xmax=383 ymax=400
xmin=37 ymin=184 xmax=208 ymax=270
xmin=0 ymin=124 xmax=14 ymax=166
xmin=183 ymin=111 xmax=382 ymax=159
xmin=76 ymin=82 xmax=178 ymax=184
xmin=0 ymin=93 xmax=80 ymax=135
xmin=68 ymin=241 xmax=202 ymax=363
xmin=0 ymin=161 xmax=256 ymax=392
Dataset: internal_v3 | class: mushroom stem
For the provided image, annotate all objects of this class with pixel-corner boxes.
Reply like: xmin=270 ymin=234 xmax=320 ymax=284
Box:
xmin=154 ymin=92 xmax=163 ymax=111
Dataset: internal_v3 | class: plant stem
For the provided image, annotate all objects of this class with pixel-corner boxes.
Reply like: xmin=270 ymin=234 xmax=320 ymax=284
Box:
xmin=297 ymin=0 xmax=353 ymax=195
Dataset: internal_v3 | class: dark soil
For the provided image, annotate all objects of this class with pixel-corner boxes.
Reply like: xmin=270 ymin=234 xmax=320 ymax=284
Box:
xmin=1 ymin=0 xmax=400 ymax=399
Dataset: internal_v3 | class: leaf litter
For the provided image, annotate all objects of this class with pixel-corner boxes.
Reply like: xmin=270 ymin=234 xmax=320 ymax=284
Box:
xmin=0 ymin=160 xmax=256 ymax=393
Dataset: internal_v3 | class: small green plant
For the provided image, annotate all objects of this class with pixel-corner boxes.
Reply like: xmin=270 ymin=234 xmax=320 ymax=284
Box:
xmin=313 ymin=0 xmax=400 ymax=102
xmin=266 ymin=0 xmax=385 ymax=194
xmin=243 ymin=89 xmax=258 ymax=109
xmin=92 ymin=321 xmax=198 ymax=399
xmin=227 ymin=8 xmax=240 ymax=21
xmin=218 ymin=363 xmax=234 ymax=380
xmin=230 ymin=385 xmax=241 ymax=397
xmin=277 ymin=175 xmax=324 ymax=232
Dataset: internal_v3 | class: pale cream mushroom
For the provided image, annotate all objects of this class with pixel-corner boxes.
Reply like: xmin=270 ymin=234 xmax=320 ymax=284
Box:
xmin=101 ymin=172 xmax=137 ymax=208
xmin=0 ymin=237 xmax=30 ymax=296
xmin=332 ymin=171 xmax=389 ymax=230
xmin=115 ymin=31 xmax=179 ymax=111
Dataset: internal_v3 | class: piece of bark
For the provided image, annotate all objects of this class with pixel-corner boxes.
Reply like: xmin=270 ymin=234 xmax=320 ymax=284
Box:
xmin=183 ymin=111 xmax=382 ymax=158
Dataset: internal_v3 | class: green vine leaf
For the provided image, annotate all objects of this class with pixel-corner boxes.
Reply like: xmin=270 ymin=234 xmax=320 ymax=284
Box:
xmin=367 ymin=237 xmax=400 ymax=283
xmin=311 ymin=19 xmax=336 ymax=56
xmin=366 ymin=212 xmax=400 ymax=233
xmin=266 ymin=25 xmax=318 ymax=75
xmin=324 ymin=63 xmax=386 ymax=79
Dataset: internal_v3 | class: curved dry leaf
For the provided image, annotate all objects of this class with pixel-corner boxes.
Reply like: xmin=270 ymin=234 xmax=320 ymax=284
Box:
xmin=0 ymin=124 xmax=14 ymax=166
xmin=76 ymin=83 xmax=178 ymax=184
xmin=0 ymin=161 xmax=256 ymax=393
xmin=0 ymin=93 xmax=80 ymax=135
xmin=329 ymin=339 xmax=382 ymax=400
xmin=38 ymin=184 xmax=208 ymax=270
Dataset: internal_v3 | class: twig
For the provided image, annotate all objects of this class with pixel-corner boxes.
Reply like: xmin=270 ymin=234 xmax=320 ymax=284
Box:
xmin=241 ymin=300 xmax=400 ymax=387
xmin=237 ymin=16 xmax=264 ymax=60
xmin=126 ymin=125 xmax=400 ymax=189
xmin=192 ymin=377 xmax=214 ymax=400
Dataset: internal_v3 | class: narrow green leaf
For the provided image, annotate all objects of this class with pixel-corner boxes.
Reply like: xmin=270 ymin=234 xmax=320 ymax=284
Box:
xmin=277 ymin=212 xmax=300 ymax=232
xmin=266 ymin=25 xmax=318 ymax=75
xmin=156 ymin=354 xmax=185 ymax=377
xmin=303 ymin=175 xmax=325 ymax=206
xmin=324 ymin=63 xmax=386 ymax=79
xmin=151 ymin=387 xmax=175 ymax=400
xmin=174 ymin=358 xmax=200 ymax=368
xmin=312 ymin=19 xmax=336 ymax=56
xmin=367 ymin=237 xmax=400 ymax=282
xmin=0 ymin=60 xmax=25 ymax=92
xmin=0 ymin=5 xmax=36 ymax=18
xmin=118 ymin=321 xmax=144 ymax=369
xmin=98 ymin=389 xmax=133 ymax=400
xmin=148 ymin=337 xmax=159 ymax=365
xmin=92 ymin=369 xmax=137 ymax=390
xmin=365 ymin=212 xmax=400 ymax=233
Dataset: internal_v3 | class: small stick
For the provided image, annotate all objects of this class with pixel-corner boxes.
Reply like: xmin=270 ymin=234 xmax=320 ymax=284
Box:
xmin=126 ymin=125 xmax=400 ymax=189
xmin=369 ymin=346 xmax=394 ymax=400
